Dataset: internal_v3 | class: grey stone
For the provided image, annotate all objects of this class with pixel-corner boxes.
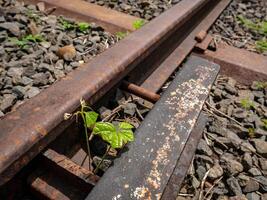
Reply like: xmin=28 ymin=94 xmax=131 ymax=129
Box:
xmin=0 ymin=94 xmax=16 ymax=112
xmin=248 ymin=167 xmax=262 ymax=176
xmin=0 ymin=22 xmax=20 ymax=36
xmin=243 ymin=179 xmax=260 ymax=193
xmin=227 ymin=177 xmax=242 ymax=196
xmin=224 ymin=83 xmax=238 ymax=95
xmin=32 ymin=73 xmax=49 ymax=86
xmin=232 ymin=108 xmax=247 ymax=120
xmin=124 ymin=103 xmax=137 ymax=116
xmin=208 ymin=164 xmax=223 ymax=179
xmin=12 ymin=86 xmax=26 ymax=99
xmin=243 ymin=153 xmax=253 ymax=169
xmin=7 ymin=67 xmax=24 ymax=77
xmin=246 ymin=192 xmax=260 ymax=200
xmin=221 ymin=156 xmax=243 ymax=175
xmin=259 ymin=158 xmax=267 ymax=171
xmin=196 ymin=165 xmax=206 ymax=180
xmin=26 ymin=87 xmax=40 ymax=98
xmin=197 ymin=139 xmax=213 ymax=156
xmin=251 ymin=139 xmax=267 ymax=156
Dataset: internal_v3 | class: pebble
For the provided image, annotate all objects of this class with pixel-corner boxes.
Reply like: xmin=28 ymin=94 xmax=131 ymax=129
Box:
xmin=57 ymin=45 xmax=77 ymax=61
xmin=251 ymin=139 xmax=267 ymax=156
xmin=243 ymin=179 xmax=260 ymax=193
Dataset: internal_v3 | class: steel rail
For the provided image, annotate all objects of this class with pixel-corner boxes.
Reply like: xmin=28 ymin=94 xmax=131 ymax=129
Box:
xmin=0 ymin=0 xmax=212 ymax=186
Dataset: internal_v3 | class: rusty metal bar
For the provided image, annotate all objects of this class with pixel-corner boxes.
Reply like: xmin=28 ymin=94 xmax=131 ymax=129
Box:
xmin=86 ymin=55 xmax=220 ymax=200
xmin=0 ymin=0 xmax=212 ymax=186
xmin=140 ymin=0 xmax=231 ymax=93
xmin=28 ymin=149 xmax=99 ymax=199
xmin=121 ymin=81 xmax=160 ymax=103
xmin=23 ymin=0 xmax=140 ymax=33
xmin=195 ymin=43 xmax=267 ymax=85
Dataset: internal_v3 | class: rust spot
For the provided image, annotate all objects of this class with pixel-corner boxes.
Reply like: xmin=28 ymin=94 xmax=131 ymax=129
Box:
xmin=33 ymin=107 xmax=41 ymax=112
xmin=35 ymin=125 xmax=48 ymax=136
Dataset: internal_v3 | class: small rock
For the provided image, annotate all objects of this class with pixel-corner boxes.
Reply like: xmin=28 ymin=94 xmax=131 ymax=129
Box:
xmin=248 ymin=167 xmax=262 ymax=176
xmin=92 ymin=156 xmax=112 ymax=172
xmin=57 ymin=45 xmax=76 ymax=61
xmin=0 ymin=111 xmax=4 ymax=117
xmin=26 ymin=87 xmax=40 ymax=98
xmin=208 ymin=164 xmax=223 ymax=179
xmin=232 ymin=108 xmax=247 ymax=120
xmin=124 ymin=103 xmax=137 ymax=116
xmin=242 ymin=153 xmax=253 ymax=169
xmin=221 ymin=156 xmax=243 ymax=175
xmin=37 ymin=2 xmax=45 ymax=11
xmin=197 ymin=139 xmax=213 ymax=156
xmin=196 ymin=165 xmax=206 ymax=180
xmin=28 ymin=21 xmax=39 ymax=35
xmin=251 ymin=139 xmax=267 ymax=156
xmin=225 ymin=83 xmax=238 ymax=95
xmin=259 ymin=158 xmax=267 ymax=171
xmin=227 ymin=177 xmax=242 ymax=196
xmin=243 ymin=179 xmax=260 ymax=193
xmin=12 ymin=86 xmax=26 ymax=99
xmin=0 ymin=94 xmax=16 ymax=112
xmin=0 ymin=22 xmax=20 ymax=36
xmin=246 ymin=192 xmax=260 ymax=200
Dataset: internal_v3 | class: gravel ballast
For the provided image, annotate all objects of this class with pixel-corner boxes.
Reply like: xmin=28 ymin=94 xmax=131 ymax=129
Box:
xmin=86 ymin=0 xmax=182 ymax=21
xmin=178 ymin=76 xmax=267 ymax=200
xmin=210 ymin=0 xmax=267 ymax=54
xmin=0 ymin=0 xmax=116 ymax=116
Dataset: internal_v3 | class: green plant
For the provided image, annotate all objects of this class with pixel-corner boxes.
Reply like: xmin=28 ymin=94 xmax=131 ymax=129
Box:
xmin=254 ymin=81 xmax=267 ymax=89
xmin=256 ymin=39 xmax=267 ymax=52
xmin=116 ymin=31 xmax=128 ymax=40
xmin=9 ymin=34 xmax=45 ymax=49
xmin=64 ymin=99 xmax=134 ymax=173
xmin=262 ymin=119 xmax=267 ymax=130
xmin=237 ymin=15 xmax=259 ymax=32
xmin=59 ymin=18 xmax=91 ymax=33
xmin=133 ymin=19 xmax=145 ymax=30
xmin=248 ymin=127 xmax=255 ymax=138
xmin=240 ymin=98 xmax=255 ymax=110
xmin=77 ymin=22 xmax=90 ymax=33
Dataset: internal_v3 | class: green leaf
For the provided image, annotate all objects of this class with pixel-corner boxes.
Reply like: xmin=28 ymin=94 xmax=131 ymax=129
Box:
xmin=119 ymin=122 xmax=134 ymax=129
xmin=84 ymin=111 xmax=98 ymax=128
xmin=115 ymin=31 xmax=128 ymax=40
xmin=93 ymin=122 xmax=134 ymax=149
xmin=78 ymin=22 xmax=90 ymax=32
xmin=133 ymin=19 xmax=145 ymax=30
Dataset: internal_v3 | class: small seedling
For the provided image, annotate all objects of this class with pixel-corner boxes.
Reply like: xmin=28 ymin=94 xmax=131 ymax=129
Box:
xmin=77 ymin=22 xmax=91 ymax=33
xmin=256 ymin=39 xmax=267 ymax=52
xmin=133 ymin=19 xmax=145 ymax=30
xmin=64 ymin=99 xmax=134 ymax=173
xmin=237 ymin=15 xmax=259 ymax=32
xmin=9 ymin=34 xmax=45 ymax=49
xmin=115 ymin=31 xmax=128 ymax=40
xmin=248 ymin=127 xmax=255 ymax=138
xmin=262 ymin=119 xmax=267 ymax=130
xmin=254 ymin=81 xmax=267 ymax=90
xmin=240 ymin=98 xmax=255 ymax=110
xmin=59 ymin=18 xmax=91 ymax=33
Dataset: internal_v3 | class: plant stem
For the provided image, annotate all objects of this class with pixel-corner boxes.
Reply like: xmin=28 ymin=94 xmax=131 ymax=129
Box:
xmin=81 ymin=106 xmax=92 ymax=171
xmin=93 ymin=145 xmax=111 ymax=174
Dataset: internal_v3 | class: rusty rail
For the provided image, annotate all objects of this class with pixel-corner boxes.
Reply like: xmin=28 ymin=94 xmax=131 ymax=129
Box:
xmin=0 ymin=0 xmax=232 ymax=193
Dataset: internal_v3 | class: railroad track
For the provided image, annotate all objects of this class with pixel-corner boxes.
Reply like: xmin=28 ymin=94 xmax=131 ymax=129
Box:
xmin=0 ymin=0 xmax=266 ymax=199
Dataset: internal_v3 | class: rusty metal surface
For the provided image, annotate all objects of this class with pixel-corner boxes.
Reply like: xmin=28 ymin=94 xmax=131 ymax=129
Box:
xmin=194 ymin=34 xmax=213 ymax=53
xmin=161 ymin=112 xmax=207 ymax=200
xmin=196 ymin=43 xmax=267 ymax=85
xmin=28 ymin=149 xmax=98 ymax=200
xmin=23 ymin=0 xmax=140 ymax=33
xmin=0 ymin=0 xmax=212 ymax=186
xmin=28 ymin=168 xmax=87 ymax=200
xmin=141 ymin=0 xmax=231 ymax=93
xmin=86 ymin=55 xmax=220 ymax=200
xmin=121 ymin=81 xmax=160 ymax=103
